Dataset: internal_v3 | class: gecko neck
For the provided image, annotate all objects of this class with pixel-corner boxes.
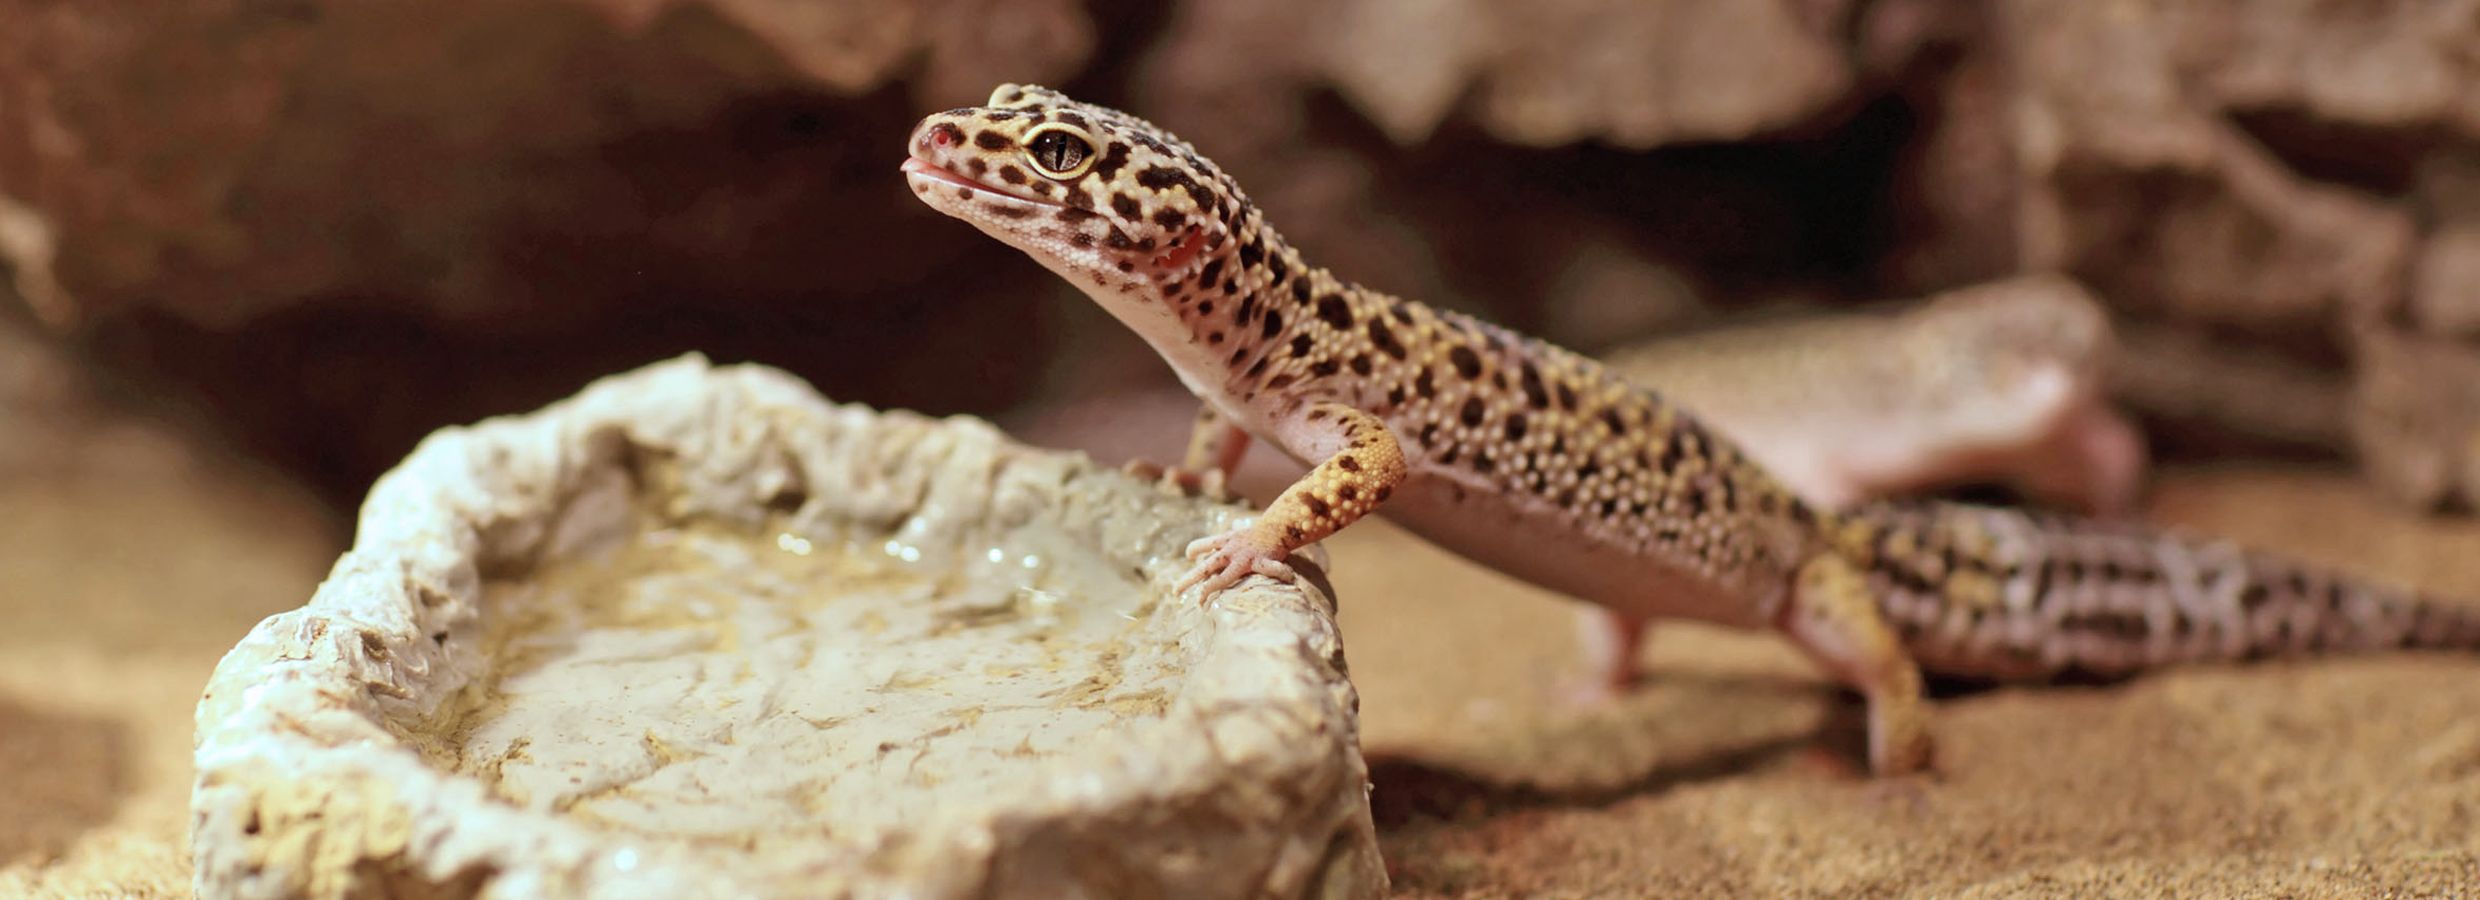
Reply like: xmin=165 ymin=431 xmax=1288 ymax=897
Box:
xmin=1091 ymin=207 xmax=1343 ymax=413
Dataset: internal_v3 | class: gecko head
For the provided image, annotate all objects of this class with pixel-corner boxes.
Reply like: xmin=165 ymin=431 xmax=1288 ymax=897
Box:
xmin=902 ymin=84 xmax=1240 ymax=298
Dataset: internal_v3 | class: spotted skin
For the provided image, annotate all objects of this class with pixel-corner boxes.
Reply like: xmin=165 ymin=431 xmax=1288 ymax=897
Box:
xmin=904 ymin=85 xmax=2480 ymax=776
xmin=1576 ymin=276 xmax=2148 ymax=688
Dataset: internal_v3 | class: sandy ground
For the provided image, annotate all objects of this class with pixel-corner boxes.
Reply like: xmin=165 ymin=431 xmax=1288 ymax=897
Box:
xmin=8 ymin=394 xmax=2480 ymax=896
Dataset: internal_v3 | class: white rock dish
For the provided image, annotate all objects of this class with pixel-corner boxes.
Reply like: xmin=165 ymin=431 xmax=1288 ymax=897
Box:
xmin=190 ymin=354 xmax=1385 ymax=899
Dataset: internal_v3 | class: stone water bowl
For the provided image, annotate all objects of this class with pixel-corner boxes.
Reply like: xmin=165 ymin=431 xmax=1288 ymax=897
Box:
xmin=189 ymin=355 xmax=1384 ymax=898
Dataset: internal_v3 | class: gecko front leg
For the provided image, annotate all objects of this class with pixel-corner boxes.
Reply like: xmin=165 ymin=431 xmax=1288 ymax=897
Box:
xmin=1178 ymin=402 xmax=1406 ymax=600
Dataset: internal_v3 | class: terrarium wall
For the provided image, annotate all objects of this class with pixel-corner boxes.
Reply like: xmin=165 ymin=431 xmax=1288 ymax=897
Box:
xmin=4 ymin=0 xmax=2475 ymax=503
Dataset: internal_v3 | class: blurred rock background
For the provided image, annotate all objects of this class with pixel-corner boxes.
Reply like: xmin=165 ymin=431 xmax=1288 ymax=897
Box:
xmin=5 ymin=0 xmax=2477 ymax=510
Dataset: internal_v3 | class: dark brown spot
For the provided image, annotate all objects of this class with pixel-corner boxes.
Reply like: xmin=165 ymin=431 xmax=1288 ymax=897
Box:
xmin=1519 ymin=363 xmax=1549 ymax=409
xmin=966 ymin=158 xmax=988 ymax=176
xmin=1504 ymin=414 xmax=1527 ymax=441
xmin=1196 ymin=301 xmax=1213 ymax=315
xmin=1310 ymin=358 xmax=1341 ymax=377
xmin=1316 ymin=295 xmax=1354 ymax=329
xmin=954 ymin=186 xmax=973 ymax=200
xmin=1459 ymin=397 xmax=1485 ymax=427
xmin=1105 ymin=228 xmax=1135 ymax=250
xmin=1266 ymin=373 xmax=1293 ymax=391
xmin=1137 ymin=166 xmax=1199 ymax=196
xmin=1654 ymin=437 xmax=1683 ymax=471
xmin=1385 ymin=386 xmax=1405 ymax=406
xmin=1286 ymin=525 xmax=1306 ymax=543
xmin=1414 ymin=368 xmax=1436 ymax=398
xmin=1339 ymin=485 xmax=1359 ymax=500
xmin=1090 ymin=142 xmax=1132 ymax=181
xmin=1556 ymin=382 xmax=1578 ymax=411
xmin=1262 ymin=310 xmax=1285 ymax=339
xmin=974 ymin=130 xmax=1011 ymax=150
xmin=1069 ymin=232 xmax=1095 ymax=248
xmin=1304 ymin=495 xmax=1332 ymax=518
xmin=1289 ymin=334 xmax=1314 ymax=357
xmin=1292 ymin=279 xmax=1314 ymax=305
xmin=1208 ymin=331 xmax=1224 ymax=344
xmin=1449 ymin=346 xmax=1483 ymax=380
xmin=1055 ymin=206 xmax=1097 ymax=223
xmin=1153 ymin=209 xmax=1187 ymax=230
xmin=1601 ymin=408 xmax=1626 ymax=434
xmin=1367 ymin=319 xmax=1406 ymax=359
xmin=1111 ymin=193 xmax=1141 ymax=219
xmin=1349 ymin=354 xmax=1372 ymax=375
xmin=1472 ymin=450 xmax=1493 ymax=473
xmin=984 ymin=204 xmax=1030 ymax=219
xmin=1337 ymin=455 xmax=1361 ymax=472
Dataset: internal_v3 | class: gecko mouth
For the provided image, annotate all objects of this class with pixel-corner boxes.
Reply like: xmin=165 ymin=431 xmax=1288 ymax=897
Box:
xmin=901 ymin=157 xmax=1060 ymax=209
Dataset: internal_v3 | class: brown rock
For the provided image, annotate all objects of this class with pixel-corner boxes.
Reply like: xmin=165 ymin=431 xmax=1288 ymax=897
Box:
xmin=1351 ymin=0 xmax=1853 ymax=148
xmin=2005 ymin=0 xmax=2417 ymax=332
xmin=1145 ymin=0 xmax=1860 ymax=151
xmin=2192 ymin=0 xmax=2480 ymax=137
xmin=2349 ymin=324 xmax=2480 ymax=512
xmin=2411 ymin=226 xmax=2480 ymax=339
xmin=0 ymin=0 xmax=1092 ymax=495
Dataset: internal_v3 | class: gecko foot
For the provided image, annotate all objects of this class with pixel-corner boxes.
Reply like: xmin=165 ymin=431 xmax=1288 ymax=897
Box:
xmin=1176 ymin=528 xmax=1295 ymax=602
xmin=1122 ymin=458 xmax=1237 ymax=503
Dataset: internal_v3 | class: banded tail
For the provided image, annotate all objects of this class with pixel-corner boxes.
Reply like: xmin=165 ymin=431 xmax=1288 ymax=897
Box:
xmin=1829 ymin=501 xmax=2480 ymax=681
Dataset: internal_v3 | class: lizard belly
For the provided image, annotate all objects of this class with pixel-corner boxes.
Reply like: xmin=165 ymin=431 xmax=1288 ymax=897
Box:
xmin=1368 ymin=468 xmax=1782 ymax=630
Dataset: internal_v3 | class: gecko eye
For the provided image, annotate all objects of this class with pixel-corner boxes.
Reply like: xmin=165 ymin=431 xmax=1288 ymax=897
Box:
xmin=1023 ymin=124 xmax=1096 ymax=180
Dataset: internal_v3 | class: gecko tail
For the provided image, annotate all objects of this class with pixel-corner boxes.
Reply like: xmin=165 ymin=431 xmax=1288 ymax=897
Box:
xmin=1836 ymin=500 xmax=2480 ymax=682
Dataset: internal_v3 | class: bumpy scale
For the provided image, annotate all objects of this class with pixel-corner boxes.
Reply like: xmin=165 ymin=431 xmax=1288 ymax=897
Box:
xmin=902 ymin=84 xmax=2480 ymax=776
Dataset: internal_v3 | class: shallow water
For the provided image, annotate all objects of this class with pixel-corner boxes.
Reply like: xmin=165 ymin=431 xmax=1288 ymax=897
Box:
xmin=448 ymin=521 xmax=1175 ymax=852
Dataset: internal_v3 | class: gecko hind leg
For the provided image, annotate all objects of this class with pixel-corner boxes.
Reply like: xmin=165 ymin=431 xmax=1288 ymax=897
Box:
xmin=1780 ymin=554 xmax=1934 ymax=776
xmin=1557 ymin=607 xmax=1655 ymax=706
